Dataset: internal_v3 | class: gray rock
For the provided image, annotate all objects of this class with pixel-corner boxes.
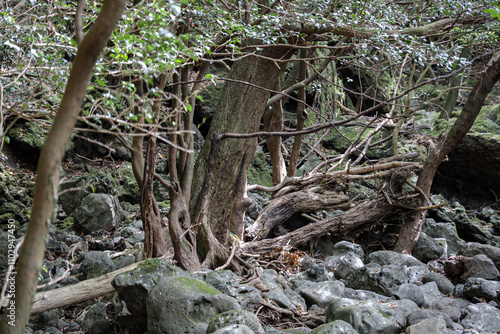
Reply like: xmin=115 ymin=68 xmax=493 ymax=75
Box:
xmin=366 ymin=250 xmax=424 ymax=267
xmin=423 ymin=271 xmax=454 ymax=295
xmin=266 ymin=287 xmax=296 ymax=310
xmin=297 ymin=280 xmax=345 ymax=308
xmin=413 ymin=232 xmax=445 ymax=262
xmin=283 ymin=328 xmax=313 ymax=334
xmin=72 ymin=193 xmax=122 ymax=234
xmin=422 ymin=218 xmax=465 ymax=256
xmin=419 ymin=281 xmax=445 ymax=307
xmin=461 ymin=303 xmax=500 ymax=333
xmin=112 ymin=259 xmax=190 ymax=331
xmin=325 ymin=298 xmax=419 ymax=334
xmin=342 ymin=288 xmax=391 ymax=301
xmin=207 ymin=310 xmax=264 ymax=334
xmin=346 ymin=263 xmax=408 ymax=296
xmin=147 ymin=276 xmax=240 ymax=334
xmin=59 ymin=176 xmax=89 ymax=215
xmin=407 ymin=265 xmax=431 ymax=285
xmin=235 ymin=285 xmax=262 ymax=312
xmin=394 ymin=283 xmax=425 ymax=306
xmin=78 ymin=251 xmax=115 ymax=280
xmin=463 ymin=277 xmax=500 ymax=301
xmin=405 ymin=317 xmax=447 ymax=334
xmin=311 ymin=320 xmax=359 ymax=334
xmin=460 ymin=242 xmax=500 ymax=271
xmin=75 ymin=302 xmax=113 ymax=334
xmin=430 ymin=297 xmax=471 ymax=322
xmin=212 ymin=324 xmax=255 ymax=334
xmin=283 ymin=288 xmax=307 ymax=310
xmin=331 ymin=241 xmax=365 ymax=258
xmin=334 ymin=252 xmax=364 ymax=279
xmin=204 ymin=270 xmax=239 ymax=296
xmin=407 ymin=309 xmax=455 ymax=329
xmin=461 ymin=254 xmax=499 ymax=280
xmin=30 ymin=309 xmax=63 ymax=331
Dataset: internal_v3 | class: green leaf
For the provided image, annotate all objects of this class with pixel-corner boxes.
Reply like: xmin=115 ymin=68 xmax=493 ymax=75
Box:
xmin=4 ymin=135 xmax=10 ymax=144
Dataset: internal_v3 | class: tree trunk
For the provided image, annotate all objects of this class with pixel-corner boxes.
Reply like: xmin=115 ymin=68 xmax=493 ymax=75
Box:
xmin=241 ymin=197 xmax=404 ymax=254
xmin=0 ymin=1 xmax=124 ymax=332
xmin=394 ymin=51 xmax=500 ymax=254
xmin=190 ymin=44 xmax=294 ymax=260
xmin=246 ymin=189 xmax=350 ymax=241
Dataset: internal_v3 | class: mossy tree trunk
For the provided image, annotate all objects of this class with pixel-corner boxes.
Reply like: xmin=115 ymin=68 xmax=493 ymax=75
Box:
xmin=190 ymin=44 xmax=294 ymax=264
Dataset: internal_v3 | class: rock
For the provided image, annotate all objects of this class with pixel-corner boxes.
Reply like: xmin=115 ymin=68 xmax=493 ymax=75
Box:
xmin=147 ymin=276 xmax=240 ymax=334
xmin=405 ymin=317 xmax=447 ymax=334
xmin=75 ymin=302 xmax=113 ymax=334
xmin=461 ymin=303 xmax=500 ymax=333
xmin=112 ymin=258 xmax=190 ymax=331
xmin=443 ymin=255 xmax=466 ymax=284
xmin=460 ymin=242 xmax=500 ymax=272
xmin=77 ymin=251 xmax=115 ymax=280
xmin=72 ymin=193 xmax=122 ymax=234
xmin=59 ymin=176 xmax=89 ymax=215
xmin=461 ymin=254 xmax=499 ymax=280
xmin=30 ymin=309 xmax=63 ymax=331
xmin=334 ymin=252 xmax=364 ymax=279
xmin=311 ymin=320 xmax=359 ymax=334
xmin=283 ymin=328 xmax=313 ymax=333
xmin=422 ymin=218 xmax=464 ymax=256
xmin=463 ymin=277 xmax=500 ymax=301
xmin=407 ymin=265 xmax=431 ymax=285
xmin=429 ymin=297 xmax=470 ymax=322
xmin=211 ymin=324 xmax=254 ymax=334
xmin=245 ymin=192 xmax=269 ymax=222
xmin=342 ymin=288 xmax=391 ymax=301
xmin=419 ymin=281 xmax=444 ymax=307
xmin=297 ymin=280 xmax=345 ymax=308
xmin=423 ymin=271 xmax=454 ymax=295
xmin=407 ymin=309 xmax=455 ymax=329
xmin=394 ymin=283 xmax=425 ymax=307
xmin=206 ymin=310 xmax=264 ymax=334
xmin=366 ymin=250 xmax=424 ymax=267
xmin=325 ymin=298 xmax=419 ymax=334
xmin=413 ymin=232 xmax=444 ymax=262
xmin=331 ymin=241 xmax=365 ymax=258
xmin=346 ymin=263 xmax=408 ymax=296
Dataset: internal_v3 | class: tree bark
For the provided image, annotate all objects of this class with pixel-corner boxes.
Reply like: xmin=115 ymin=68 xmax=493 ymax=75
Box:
xmin=190 ymin=44 xmax=294 ymax=258
xmin=241 ymin=197 xmax=404 ymax=254
xmin=0 ymin=1 xmax=124 ymax=332
xmin=394 ymin=51 xmax=500 ymax=254
xmin=30 ymin=262 xmax=141 ymax=315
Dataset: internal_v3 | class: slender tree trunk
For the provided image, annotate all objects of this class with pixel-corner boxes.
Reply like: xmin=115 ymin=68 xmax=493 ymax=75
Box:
xmin=288 ymin=49 xmax=308 ymax=176
xmin=190 ymin=45 xmax=294 ymax=261
xmin=0 ymin=1 xmax=124 ymax=332
xmin=264 ymin=82 xmax=286 ymax=185
xmin=394 ymin=51 xmax=500 ymax=254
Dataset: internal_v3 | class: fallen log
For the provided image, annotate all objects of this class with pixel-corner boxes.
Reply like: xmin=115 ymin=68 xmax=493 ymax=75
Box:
xmin=246 ymin=189 xmax=351 ymax=241
xmin=30 ymin=261 xmax=141 ymax=315
xmin=240 ymin=197 xmax=407 ymax=254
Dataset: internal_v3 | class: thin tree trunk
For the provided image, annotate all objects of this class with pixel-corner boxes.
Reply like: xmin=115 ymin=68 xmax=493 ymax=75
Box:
xmin=394 ymin=51 xmax=500 ymax=254
xmin=0 ymin=1 xmax=124 ymax=332
xmin=287 ymin=49 xmax=308 ymax=176
xmin=264 ymin=82 xmax=286 ymax=185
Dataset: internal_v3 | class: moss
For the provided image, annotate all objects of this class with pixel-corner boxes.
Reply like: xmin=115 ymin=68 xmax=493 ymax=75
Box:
xmin=138 ymin=257 xmax=164 ymax=271
xmin=59 ymin=216 xmax=74 ymax=229
xmin=171 ymin=276 xmax=220 ymax=295
xmin=9 ymin=121 xmax=47 ymax=149
xmin=247 ymin=147 xmax=272 ymax=187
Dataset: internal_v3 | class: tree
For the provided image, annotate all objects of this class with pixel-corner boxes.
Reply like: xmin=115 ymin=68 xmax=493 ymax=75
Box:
xmin=1 ymin=1 xmax=499 ymax=318
xmin=0 ymin=0 xmax=125 ymax=332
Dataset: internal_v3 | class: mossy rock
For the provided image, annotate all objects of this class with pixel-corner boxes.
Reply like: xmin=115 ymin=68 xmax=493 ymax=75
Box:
xmin=9 ymin=121 xmax=47 ymax=151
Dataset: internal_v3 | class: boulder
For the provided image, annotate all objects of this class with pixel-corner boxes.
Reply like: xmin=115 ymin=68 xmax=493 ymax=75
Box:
xmin=77 ymin=251 xmax=115 ymax=280
xmin=75 ymin=302 xmax=113 ymax=334
xmin=422 ymin=218 xmax=464 ymax=256
xmin=297 ymin=280 xmax=345 ymax=308
xmin=72 ymin=193 xmax=122 ymax=234
xmin=404 ymin=317 xmax=447 ymax=334
xmin=346 ymin=263 xmax=409 ymax=296
xmin=325 ymin=298 xmax=419 ymax=334
xmin=366 ymin=250 xmax=423 ymax=267
xmin=311 ymin=320 xmax=359 ymax=334
xmin=459 ymin=242 xmax=500 ymax=271
xmin=461 ymin=303 xmax=500 ymax=333
xmin=147 ymin=276 xmax=240 ymax=334
xmin=461 ymin=254 xmax=499 ymax=280
xmin=413 ymin=232 xmax=445 ymax=262
xmin=206 ymin=310 xmax=264 ymax=334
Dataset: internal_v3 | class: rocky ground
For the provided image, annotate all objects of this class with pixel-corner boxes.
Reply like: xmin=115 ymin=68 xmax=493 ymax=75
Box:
xmin=1 ymin=154 xmax=500 ymax=333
